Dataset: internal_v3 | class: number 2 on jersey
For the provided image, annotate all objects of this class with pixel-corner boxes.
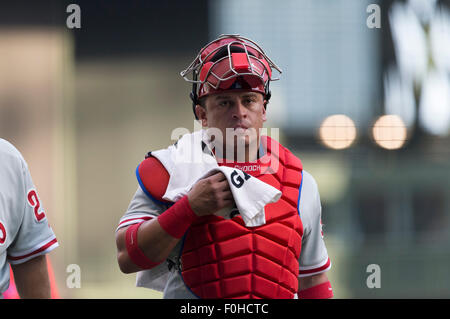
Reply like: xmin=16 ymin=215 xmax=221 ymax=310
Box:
xmin=27 ymin=189 xmax=46 ymax=222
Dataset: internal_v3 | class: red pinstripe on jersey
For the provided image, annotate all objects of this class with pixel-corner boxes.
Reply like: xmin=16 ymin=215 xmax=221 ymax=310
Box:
xmin=299 ymin=258 xmax=331 ymax=276
xmin=118 ymin=216 xmax=152 ymax=227
xmin=7 ymin=237 xmax=58 ymax=262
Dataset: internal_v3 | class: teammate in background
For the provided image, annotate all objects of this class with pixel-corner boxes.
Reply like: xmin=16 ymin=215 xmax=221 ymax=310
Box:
xmin=0 ymin=139 xmax=59 ymax=299
xmin=115 ymin=35 xmax=333 ymax=299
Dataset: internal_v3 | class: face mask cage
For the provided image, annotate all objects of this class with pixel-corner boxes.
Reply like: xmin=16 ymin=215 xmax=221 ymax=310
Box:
xmin=180 ymin=34 xmax=283 ymax=102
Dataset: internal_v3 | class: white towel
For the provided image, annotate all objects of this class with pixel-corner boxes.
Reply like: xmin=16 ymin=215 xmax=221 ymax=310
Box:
xmin=151 ymin=130 xmax=281 ymax=227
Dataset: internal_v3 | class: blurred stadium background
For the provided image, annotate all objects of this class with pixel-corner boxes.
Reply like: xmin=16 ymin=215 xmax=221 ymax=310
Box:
xmin=0 ymin=0 xmax=449 ymax=298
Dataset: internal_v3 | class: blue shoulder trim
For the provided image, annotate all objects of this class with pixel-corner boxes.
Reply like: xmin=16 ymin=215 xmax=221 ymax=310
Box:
xmin=297 ymin=170 xmax=303 ymax=217
xmin=135 ymin=163 xmax=169 ymax=206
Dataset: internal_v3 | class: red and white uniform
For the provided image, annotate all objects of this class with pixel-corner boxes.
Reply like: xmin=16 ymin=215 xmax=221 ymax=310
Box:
xmin=0 ymin=139 xmax=58 ymax=296
xmin=117 ymin=148 xmax=331 ymax=298
xmin=118 ymin=35 xmax=331 ymax=298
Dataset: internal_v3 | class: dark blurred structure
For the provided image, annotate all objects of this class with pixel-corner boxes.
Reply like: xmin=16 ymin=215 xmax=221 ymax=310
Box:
xmin=315 ymin=0 xmax=450 ymax=298
xmin=72 ymin=0 xmax=209 ymax=59
xmin=0 ymin=1 xmax=65 ymax=26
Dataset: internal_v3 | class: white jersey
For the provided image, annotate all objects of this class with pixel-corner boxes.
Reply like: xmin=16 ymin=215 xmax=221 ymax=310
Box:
xmin=117 ymin=169 xmax=331 ymax=298
xmin=0 ymin=139 xmax=58 ymax=294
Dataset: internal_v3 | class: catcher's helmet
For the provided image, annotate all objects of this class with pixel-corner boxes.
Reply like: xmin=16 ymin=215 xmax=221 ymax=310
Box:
xmin=180 ymin=34 xmax=282 ymax=119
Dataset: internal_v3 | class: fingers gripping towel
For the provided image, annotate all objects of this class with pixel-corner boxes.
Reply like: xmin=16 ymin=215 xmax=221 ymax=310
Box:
xmin=151 ymin=130 xmax=281 ymax=227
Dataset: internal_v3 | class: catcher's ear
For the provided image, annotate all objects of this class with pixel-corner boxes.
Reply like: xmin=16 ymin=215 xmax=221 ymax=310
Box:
xmin=195 ymin=105 xmax=208 ymax=127
xmin=262 ymin=100 xmax=267 ymax=122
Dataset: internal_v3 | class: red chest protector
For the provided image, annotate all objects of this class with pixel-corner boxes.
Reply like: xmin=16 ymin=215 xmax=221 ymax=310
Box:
xmin=137 ymin=136 xmax=303 ymax=299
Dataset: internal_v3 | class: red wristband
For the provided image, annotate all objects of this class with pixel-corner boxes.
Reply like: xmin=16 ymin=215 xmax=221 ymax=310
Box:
xmin=125 ymin=222 xmax=161 ymax=269
xmin=157 ymin=195 xmax=198 ymax=238
xmin=298 ymin=281 xmax=333 ymax=299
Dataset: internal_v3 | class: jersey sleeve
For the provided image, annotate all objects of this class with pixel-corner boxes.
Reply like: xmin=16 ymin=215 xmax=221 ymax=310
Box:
xmin=6 ymin=157 xmax=58 ymax=265
xmin=116 ymin=187 xmax=168 ymax=231
xmin=298 ymin=170 xmax=331 ymax=277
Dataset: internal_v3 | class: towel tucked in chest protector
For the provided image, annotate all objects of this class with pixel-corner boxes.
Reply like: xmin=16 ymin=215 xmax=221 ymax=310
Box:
xmin=135 ymin=130 xmax=304 ymax=297
xmin=151 ymin=130 xmax=281 ymax=227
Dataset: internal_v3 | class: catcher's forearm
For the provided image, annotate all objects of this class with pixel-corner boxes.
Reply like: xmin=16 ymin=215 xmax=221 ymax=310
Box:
xmin=116 ymin=218 xmax=180 ymax=274
xmin=116 ymin=195 xmax=198 ymax=273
